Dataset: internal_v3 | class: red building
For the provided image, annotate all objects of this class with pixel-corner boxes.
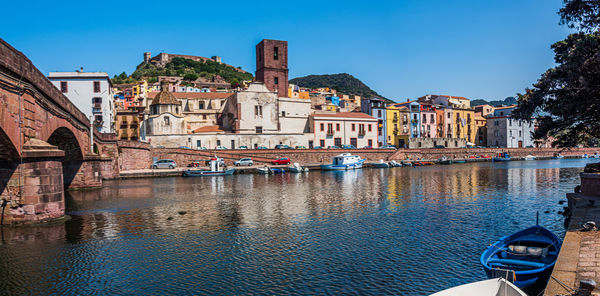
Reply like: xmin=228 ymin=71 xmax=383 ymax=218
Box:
xmin=255 ymin=39 xmax=288 ymax=97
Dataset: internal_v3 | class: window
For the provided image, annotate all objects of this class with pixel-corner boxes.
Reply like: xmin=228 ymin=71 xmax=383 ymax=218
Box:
xmin=352 ymin=124 xmax=355 ymax=131
xmin=447 ymin=113 xmax=451 ymax=118
xmin=320 ymin=123 xmax=324 ymax=131
xmin=519 ymin=130 xmax=522 ymax=137
xmin=217 ymin=140 xmax=221 ymax=146
xmin=93 ymin=81 xmax=101 ymax=93
xmin=197 ymin=140 xmax=201 ymax=148
xmin=202 ymin=115 xmax=207 ymax=120
xmin=500 ymin=111 xmax=504 ymax=116
xmin=350 ymin=138 xmax=357 ymax=147
xmin=519 ymin=121 xmax=522 ymax=127
xmin=255 ymin=105 xmax=263 ymax=117
xmin=93 ymin=97 xmax=102 ymax=104
xmin=368 ymin=139 xmax=373 ymax=147
xmin=334 ymin=138 xmax=342 ymax=146
xmin=95 ymin=115 xmax=103 ymax=122
xmin=256 ymin=126 xmax=263 ymax=133
xmin=508 ymin=119 xmax=512 ymax=126
xmin=164 ymin=116 xmax=170 ymax=126
xmin=494 ymin=121 xmax=499 ymax=126
xmin=378 ymin=110 xmax=382 ymax=117
xmin=199 ymin=102 xmax=204 ymax=109
xmin=281 ymin=111 xmax=285 ymax=117
xmin=274 ymin=46 xmax=279 ymax=60
xmin=327 ymin=123 xmax=333 ymax=134
xmin=430 ymin=114 xmax=434 ymax=123
xmin=60 ymin=81 xmax=68 ymax=93
xmin=509 ymin=130 xmax=513 ymax=137
xmin=336 ymin=123 xmax=340 ymax=131
xmin=494 ymin=130 xmax=499 ymax=137
xmin=320 ymin=139 xmax=325 ymax=147
xmin=274 ymin=77 xmax=279 ymax=85
xmin=368 ymin=124 xmax=372 ymax=132
xmin=423 ymin=114 xmax=427 ymax=123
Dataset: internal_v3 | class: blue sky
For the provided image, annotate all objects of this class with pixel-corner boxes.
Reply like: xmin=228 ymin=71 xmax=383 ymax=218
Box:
xmin=0 ymin=0 xmax=571 ymax=102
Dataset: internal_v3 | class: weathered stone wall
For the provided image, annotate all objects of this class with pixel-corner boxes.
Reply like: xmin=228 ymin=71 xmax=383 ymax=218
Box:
xmin=117 ymin=141 xmax=153 ymax=171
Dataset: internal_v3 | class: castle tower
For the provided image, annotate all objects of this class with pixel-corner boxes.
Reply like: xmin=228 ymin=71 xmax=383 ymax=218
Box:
xmin=256 ymin=39 xmax=288 ymax=97
xmin=144 ymin=52 xmax=151 ymax=63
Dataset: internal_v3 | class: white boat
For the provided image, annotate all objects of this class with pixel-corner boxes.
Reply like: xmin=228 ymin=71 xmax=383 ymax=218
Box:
xmin=552 ymin=153 xmax=564 ymax=159
xmin=288 ymin=163 xmax=308 ymax=173
xmin=388 ymin=160 xmax=402 ymax=167
xmin=372 ymin=159 xmax=390 ymax=168
xmin=430 ymin=278 xmax=527 ymax=296
xmin=183 ymin=156 xmax=235 ymax=176
xmin=524 ymin=155 xmax=536 ymax=161
xmin=320 ymin=153 xmax=365 ymax=170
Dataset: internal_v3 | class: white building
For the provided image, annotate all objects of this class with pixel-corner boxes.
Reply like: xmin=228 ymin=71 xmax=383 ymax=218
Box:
xmin=311 ymin=112 xmax=378 ymax=148
xmin=48 ymin=71 xmax=115 ymax=133
xmin=487 ymin=116 xmax=535 ymax=148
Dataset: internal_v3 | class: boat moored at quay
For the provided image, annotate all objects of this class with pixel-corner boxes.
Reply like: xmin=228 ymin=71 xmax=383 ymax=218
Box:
xmin=320 ymin=153 xmax=365 ymax=170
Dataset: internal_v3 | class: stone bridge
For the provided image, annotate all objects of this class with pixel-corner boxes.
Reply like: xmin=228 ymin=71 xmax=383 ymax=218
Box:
xmin=0 ymin=38 xmax=118 ymax=224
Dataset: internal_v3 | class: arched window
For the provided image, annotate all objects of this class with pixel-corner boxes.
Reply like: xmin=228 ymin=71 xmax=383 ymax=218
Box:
xmin=164 ymin=116 xmax=170 ymax=126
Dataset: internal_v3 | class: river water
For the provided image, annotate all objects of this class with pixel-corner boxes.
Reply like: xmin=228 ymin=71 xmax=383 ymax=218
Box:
xmin=0 ymin=159 xmax=595 ymax=295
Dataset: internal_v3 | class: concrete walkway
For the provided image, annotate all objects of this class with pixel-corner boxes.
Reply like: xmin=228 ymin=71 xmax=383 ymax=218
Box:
xmin=545 ymin=193 xmax=600 ymax=296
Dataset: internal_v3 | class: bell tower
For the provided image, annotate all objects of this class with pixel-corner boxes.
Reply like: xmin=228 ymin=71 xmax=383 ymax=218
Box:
xmin=256 ymin=39 xmax=288 ymax=97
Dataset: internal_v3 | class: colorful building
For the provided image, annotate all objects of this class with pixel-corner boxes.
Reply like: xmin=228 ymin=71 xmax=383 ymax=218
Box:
xmin=475 ymin=112 xmax=487 ymax=147
xmin=361 ymin=98 xmax=387 ymax=146
xmin=386 ymin=105 xmax=410 ymax=147
xmin=394 ymin=101 xmax=421 ymax=139
xmin=420 ymin=103 xmax=436 ymax=138
xmin=311 ymin=112 xmax=378 ymax=148
xmin=450 ymin=108 xmax=477 ymax=144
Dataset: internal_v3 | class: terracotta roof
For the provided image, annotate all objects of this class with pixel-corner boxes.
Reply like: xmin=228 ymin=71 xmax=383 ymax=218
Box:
xmin=148 ymin=92 xmax=234 ymax=99
xmin=437 ymin=95 xmax=469 ymax=100
xmin=191 ymin=125 xmax=225 ymax=133
xmin=494 ymin=105 xmax=517 ymax=109
xmin=150 ymin=89 xmax=179 ymax=105
xmin=312 ymin=112 xmax=376 ymax=119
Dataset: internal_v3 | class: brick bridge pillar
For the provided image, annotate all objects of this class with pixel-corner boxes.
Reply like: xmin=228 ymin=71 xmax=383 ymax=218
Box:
xmin=1 ymin=139 xmax=67 ymax=225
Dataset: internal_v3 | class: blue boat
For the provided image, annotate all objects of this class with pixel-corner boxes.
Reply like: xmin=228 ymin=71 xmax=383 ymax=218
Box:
xmin=493 ymin=152 xmax=511 ymax=162
xmin=480 ymin=223 xmax=561 ymax=291
xmin=320 ymin=153 xmax=365 ymax=170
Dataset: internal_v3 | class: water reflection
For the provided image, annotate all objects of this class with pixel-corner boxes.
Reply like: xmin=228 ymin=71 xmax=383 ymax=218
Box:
xmin=0 ymin=159 xmax=595 ymax=295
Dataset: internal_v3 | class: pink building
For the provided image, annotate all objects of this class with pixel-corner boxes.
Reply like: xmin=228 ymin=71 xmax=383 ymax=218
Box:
xmin=311 ymin=112 xmax=378 ymax=148
xmin=420 ymin=103 xmax=437 ymax=138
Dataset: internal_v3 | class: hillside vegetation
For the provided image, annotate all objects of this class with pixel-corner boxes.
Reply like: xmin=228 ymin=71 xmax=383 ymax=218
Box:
xmin=112 ymin=57 xmax=253 ymax=86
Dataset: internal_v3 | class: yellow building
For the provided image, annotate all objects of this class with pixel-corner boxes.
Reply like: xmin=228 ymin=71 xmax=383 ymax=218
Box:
xmin=115 ymin=108 xmax=140 ymax=141
xmin=450 ymin=108 xmax=476 ymax=144
xmin=386 ymin=105 xmax=410 ymax=147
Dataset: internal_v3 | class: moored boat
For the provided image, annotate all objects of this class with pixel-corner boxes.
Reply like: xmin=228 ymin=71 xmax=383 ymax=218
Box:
xmin=493 ymin=152 xmax=511 ymax=162
xmin=524 ymin=155 xmax=536 ymax=161
xmin=480 ymin=224 xmax=561 ymax=290
xmin=371 ymin=159 xmax=390 ymax=168
xmin=287 ymin=163 xmax=308 ymax=173
xmin=438 ymin=157 xmax=452 ymax=165
xmin=551 ymin=153 xmax=564 ymax=159
xmin=430 ymin=278 xmax=527 ymax=296
xmin=258 ymin=166 xmax=286 ymax=174
xmin=453 ymin=159 xmax=466 ymax=164
xmin=320 ymin=153 xmax=365 ymax=170
xmin=183 ymin=156 xmax=235 ymax=176
xmin=388 ymin=160 xmax=402 ymax=167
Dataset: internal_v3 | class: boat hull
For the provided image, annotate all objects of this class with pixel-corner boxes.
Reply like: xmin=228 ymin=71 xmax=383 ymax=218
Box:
xmin=183 ymin=168 xmax=235 ymax=176
xmin=430 ymin=278 xmax=527 ymax=296
xmin=492 ymin=157 xmax=511 ymax=162
xmin=320 ymin=160 xmax=364 ymax=171
xmin=371 ymin=163 xmax=390 ymax=168
xmin=480 ymin=225 xmax=561 ymax=291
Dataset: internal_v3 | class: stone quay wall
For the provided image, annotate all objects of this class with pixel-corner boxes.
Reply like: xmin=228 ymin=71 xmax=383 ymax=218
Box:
xmin=115 ymin=143 xmax=600 ymax=171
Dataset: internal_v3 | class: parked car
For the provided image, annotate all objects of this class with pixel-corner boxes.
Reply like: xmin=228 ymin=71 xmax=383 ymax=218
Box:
xmin=341 ymin=144 xmax=356 ymax=149
xmin=234 ymin=158 xmax=254 ymax=166
xmin=327 ymin=145 xmax=341 ymax=149
xmin=216 ymin=146 xmax=228 ymax=150
xmin=295 ymin=146 xmax=308 ymax=149
xmin=379 ymin=145 xmax=396 ymax=149
xmin=361 ymin=146 xmax=373 ymax=149
xmin=257 ymin=146 xmax=268 ymax=150
xmin=179 ymin=146 xmax=191 ymax=149
xmin=275 ymin=144 xmax=292 ymax=149
xmin=152 ymin=159 xmax=176 ymax=169
xmin=313 ymin=146 xmax=323 ymax=149
xmin=197 ymin=147 xmax=208 ymax=150
xmin=239 ymin=146 xmax=249 ymax=149
xmin=433 ymin=145 xmax=445 ymax=149
xmin=271 ymin=157 xmax=291 ymax=165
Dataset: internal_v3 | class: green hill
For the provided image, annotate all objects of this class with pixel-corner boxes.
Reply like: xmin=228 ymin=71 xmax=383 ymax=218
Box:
xmin=290 ymin=73 xmax=390 ymax=102
xmin=112 ymin=57 xmax=253 ymax=86
xmin=471 ymin=97 xmax=517 ymax=107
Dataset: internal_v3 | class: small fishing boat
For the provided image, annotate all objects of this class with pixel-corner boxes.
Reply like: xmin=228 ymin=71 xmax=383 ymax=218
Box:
xmin=183 ymin=156 xmax=235 ymax=176
xmin=582 ymin=154 xmax=589 ymax=159
xmin=453 ymin=159 xmax=466 ymax=164
xmin=371 ymin=159 xmax=390 ymax=168
xmin=388 ymin=160 xmax=402 ymax=167
xmin=493 ymin=152 xmax=511 ymax=162
xmin=430 ymin=278 xmax=527 ymax=296
xmin=320 ymin=153 xmax=364 ymax=170
xmin=401 ymin=161 xmax=413 ymax=166
xmin=480 ymin=220 xmax=561 ymax=290
xmin=524 ymin=155 xmax=536 ymax=161
xmin=413 ymin=161 xmax=434 ymax=166
xmin=257 ymin=166 xmax=286 ymax=174
xmin=551 ymin=153 xmax=564 ymax=160
xmin=287 ymin=163 xmax=308 ymax=173
xmin=438 ymin=157 xmax=452 ymax=165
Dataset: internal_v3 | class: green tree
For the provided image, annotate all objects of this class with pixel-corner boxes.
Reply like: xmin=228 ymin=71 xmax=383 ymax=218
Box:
xmin=513 ymin=0 xmax=600 ymax=147
xmin=183 ymin=73 xmax=199 ymax=81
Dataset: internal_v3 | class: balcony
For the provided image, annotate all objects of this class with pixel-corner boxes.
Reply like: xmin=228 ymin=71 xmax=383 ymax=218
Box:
xmin=93 ymin=103 xmax=102 ymax=109
xmin=92 ymin=108 xmax=102 ymax=113
xmin=393 ymin=129 xmax=399 ymax=135
xmin=358 ymin=130 xmax=366 ymax=137
xmin=392 ymin=117 xmax=398 ymax=123
xmin=326 ymin=130 xmax=334 ymax=136
xmin=93 ymin=120 xmax=103 ymax=127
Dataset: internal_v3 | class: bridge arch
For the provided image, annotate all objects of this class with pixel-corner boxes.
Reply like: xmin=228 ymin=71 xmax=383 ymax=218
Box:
xmin=47 ymin=127 xmax=83 ymax=189
xmin=0 ymin=126 xmax=19 ymax=161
